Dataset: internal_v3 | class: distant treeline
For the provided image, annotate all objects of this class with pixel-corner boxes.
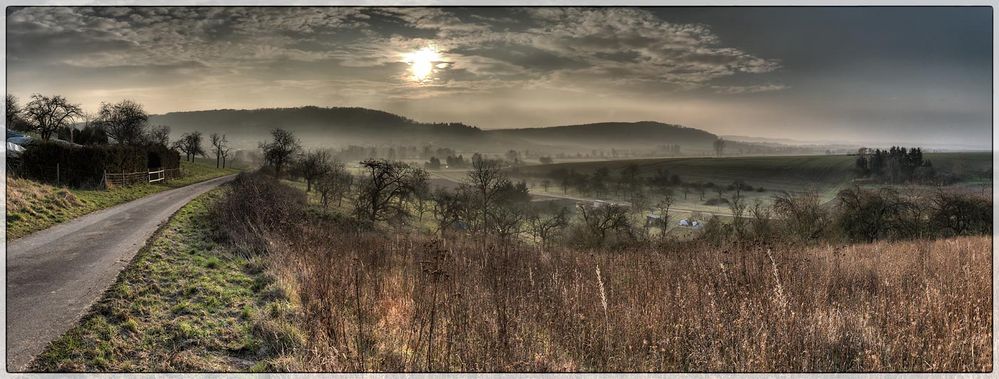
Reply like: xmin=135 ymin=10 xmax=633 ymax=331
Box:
xmin=854 ymin=146 xmax=938 ymax=184
xmin=539 ymin=165 xmax=765 ymax=202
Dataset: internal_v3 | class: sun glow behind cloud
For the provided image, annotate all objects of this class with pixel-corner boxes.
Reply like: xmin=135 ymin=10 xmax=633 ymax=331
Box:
xmin=403 ymin=46 xmax=448 ymax=83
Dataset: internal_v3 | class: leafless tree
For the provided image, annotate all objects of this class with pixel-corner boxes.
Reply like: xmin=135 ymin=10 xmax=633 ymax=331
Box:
xmin=431 ymin=188 xmax=468 ymax=234
xmin=173 ymin=131 xmax=205 ymax=161
xmin=728 ymin=189 xmax=747 ymax=236
xmin=259 ymin=128 xmax=301 ymax=178
xmin=465 ymin=156 xmax=510 ymax=232
xmin=6 ymin=94 xmax=27 ymax=132
xmin=655 ymin=192 xmax=675 ymax=239
xmin=24 ymin=94 xmax=82 ymax=141
xmin=354 ymin=159 xmax=426 ymax=223
xmin=148 ymin=125 xmax=170 ymax=147
xmin=210 ymin=133 xmax=229 ymax=169
xmin=221 ymin=145 xmax=233 ymax=168
xmin=316 ymin=160 xmax=352 ymax=209
xmin=527 ymin=207 xmax=568 ymax=247
xmin=579 ymin=204 xmax=633 ymax=246
xmin=713 ymin=138 xmax=726 ymax=156
xmin=97 ymin=99 xmax=149 ymax=145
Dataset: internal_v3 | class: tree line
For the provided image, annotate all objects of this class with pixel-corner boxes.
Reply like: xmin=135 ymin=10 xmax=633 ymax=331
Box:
xmin=7 ymin=93 xmax=235 ymax=169
xmin=854 ymin=146 xmax=937 ymax=184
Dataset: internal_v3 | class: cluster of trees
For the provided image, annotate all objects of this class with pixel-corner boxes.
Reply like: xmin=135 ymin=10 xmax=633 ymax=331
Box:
xmin=258 ymin=129 xmax=991 ymax=250
xmin=258 ymin=129 xmax=359 ymax=213
xmin=7 ymin=93 xmax=238 ymax=169
xmin=854 ymin=146 xmax=936 ymax=183
xmin=698 ymin=186 xmax=992 ymax=245
xmin=543 ymin=165 xmax=764 ymax=204
xmin=6 ymin=94 xmax=171 ymax=148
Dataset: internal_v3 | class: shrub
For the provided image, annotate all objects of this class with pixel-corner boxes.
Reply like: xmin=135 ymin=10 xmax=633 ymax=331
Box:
xmin=929 ymin=191 xmax=992 ymax=237
xmin=835 ymin=187 xmax=922 ymax=242
xmin=17 ymin=142 xmax=180 ymax=188
xmin=771 ymin=191 xmax=832 ymax=243
xmin=209 ymin=172 xmax=306 ymax=256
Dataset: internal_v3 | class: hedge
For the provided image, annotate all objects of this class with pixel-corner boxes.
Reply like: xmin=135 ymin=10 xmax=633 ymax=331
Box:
xmin=18 ymin=143 xmax=181 ymax=188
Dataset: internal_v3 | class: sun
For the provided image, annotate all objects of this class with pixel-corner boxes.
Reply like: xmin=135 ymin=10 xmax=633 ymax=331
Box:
xmin=403 ymin=46 xmax=446 ymax=83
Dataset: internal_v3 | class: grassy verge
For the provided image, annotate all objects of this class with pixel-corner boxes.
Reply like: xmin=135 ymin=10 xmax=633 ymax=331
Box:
xmin=31 ymin=187 xmax=301 ymax=372
xmin=6 ymin=160 xmax=239 ymax=239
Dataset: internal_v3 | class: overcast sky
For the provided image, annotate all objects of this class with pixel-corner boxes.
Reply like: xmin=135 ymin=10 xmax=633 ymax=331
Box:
xmin=6 ymin=6 xmax=992 ymax=148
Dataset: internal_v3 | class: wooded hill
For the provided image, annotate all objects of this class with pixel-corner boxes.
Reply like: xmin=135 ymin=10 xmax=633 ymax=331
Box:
xmin=150 ymin=106 xmax=724 ymax=153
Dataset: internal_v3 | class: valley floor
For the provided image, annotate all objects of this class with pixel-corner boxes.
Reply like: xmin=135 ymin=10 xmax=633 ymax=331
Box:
xmin=32 ymin=176 xmax=993 ymax=372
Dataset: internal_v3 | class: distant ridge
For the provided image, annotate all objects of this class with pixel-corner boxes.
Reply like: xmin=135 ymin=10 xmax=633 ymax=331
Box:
xmin=150 ymin=106 xmax=719 ymax=151
xmin=489 ymin=121 xmax=718 ymax=148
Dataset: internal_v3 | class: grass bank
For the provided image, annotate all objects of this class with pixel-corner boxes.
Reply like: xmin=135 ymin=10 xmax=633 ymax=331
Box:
xmin=31 ymin=187 xmax=302 ymax=372
xmin=6 ymin=160 xmax=239 ymax=239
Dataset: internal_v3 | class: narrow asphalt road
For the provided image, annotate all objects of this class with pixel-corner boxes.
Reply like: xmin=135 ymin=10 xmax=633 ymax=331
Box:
xmin=5 ymin=174 xmax=236 ymax=372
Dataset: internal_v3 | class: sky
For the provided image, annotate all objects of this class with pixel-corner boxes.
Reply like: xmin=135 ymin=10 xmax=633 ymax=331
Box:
xmin=6 ymin=6 xmax=993 ymax=148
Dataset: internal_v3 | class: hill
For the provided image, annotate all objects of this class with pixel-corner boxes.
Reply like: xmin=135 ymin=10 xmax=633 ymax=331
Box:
xmin=150 ymin=107 xmax=724 ymax=153
xmin=487 ymin=121 xmax=718 ymax=150
xmin=150 ymin=106 xmax=483 ymax=148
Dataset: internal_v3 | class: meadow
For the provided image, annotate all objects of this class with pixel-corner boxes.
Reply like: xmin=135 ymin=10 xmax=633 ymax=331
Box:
xmin=212 ymin=173 xmax=992 ymax=372
xmin=512 ymin=152 xmax=993 ymax=193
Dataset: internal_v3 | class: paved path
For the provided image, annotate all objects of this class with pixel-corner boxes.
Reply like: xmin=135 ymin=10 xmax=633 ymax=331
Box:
xmin=5 ymin=174 xmax=236 ymax=372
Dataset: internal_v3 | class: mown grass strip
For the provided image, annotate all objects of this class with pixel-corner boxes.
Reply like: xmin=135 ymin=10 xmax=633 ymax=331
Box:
xmin=31 ymin=187 xmax=299 ymax=372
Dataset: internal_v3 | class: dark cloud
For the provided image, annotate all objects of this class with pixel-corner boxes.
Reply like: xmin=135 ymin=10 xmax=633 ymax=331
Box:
xmin=5 ymin=6 xmax=990 ymax=148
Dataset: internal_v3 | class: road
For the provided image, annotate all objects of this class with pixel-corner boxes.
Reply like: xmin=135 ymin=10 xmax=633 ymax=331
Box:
xmin=5 ymin=174 xmax=236 ymax=372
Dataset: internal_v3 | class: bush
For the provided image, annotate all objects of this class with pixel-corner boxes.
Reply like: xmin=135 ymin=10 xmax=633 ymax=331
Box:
xmin=146 ymin=144 xmax=180 ymax=171
xmin=772 ymin=191 xmax=832 ymax=243
xmin=17 ymin=142 xmax=180 ymax=188
xmin=929 ymin=191 xmax=992 ymax=237
xmin=835 ymin=187 xmax=921 ymax=242
xmin=209 ymin=172 xmax=307 ymax=256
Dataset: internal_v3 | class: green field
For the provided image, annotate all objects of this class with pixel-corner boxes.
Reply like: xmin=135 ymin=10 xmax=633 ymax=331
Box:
xmin=513 ymin=152 xmax=992 ymax=193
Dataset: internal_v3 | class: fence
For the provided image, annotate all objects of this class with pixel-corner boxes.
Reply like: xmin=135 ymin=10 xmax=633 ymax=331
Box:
xmin=103 ymin=167 xmax=183 ymax=189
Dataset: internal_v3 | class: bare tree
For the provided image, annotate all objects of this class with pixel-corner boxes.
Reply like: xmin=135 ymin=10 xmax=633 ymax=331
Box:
xmin=354 ymin=159 xmax=426 ymax=223
xmin=148 ymin=125 xmax=171 ymax=147
xmin=527 ymin=207 xmax=568 ymax=246
xmin=465 ymin=156 xmax=509 ymax=232
xmin=6 ymin=94 xmax=28 ymax=132
xmin=296 ymin=149 xmax=331 ymax=192
xmin=431 ymin=188 xmax=468 ymax=234
xmin=221 ymin=145 xmax=233 ymax=168
xmin=210 ymin=133 xmax=229 ymax=168
xmin=316 ymin=160 xmax=352 ymax=209
xmin=97 ymin=99 xmax=149 ymax=145
xmin=579 ymin=204 xmax=633 ymax=246
xmin=714 ymin=185 xmax=727 ymax=201
xmin=24 ymin=94 xmax=82 ymax=141
xmin=655 ymin=192 xmax=675 ymax=239
xmin=728 ymin=189 xmax=747 ymax=236
xmin=713 ymin=138 xmax=726 ymax=156
xmin=173 ymin=132 xmax=206 ymax=161
xmin=259 ymin=128 xmax=301 ymax=178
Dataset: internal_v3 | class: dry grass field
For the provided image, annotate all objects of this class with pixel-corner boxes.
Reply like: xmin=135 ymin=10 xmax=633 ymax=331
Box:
xmin=237 ymin=183 xmax=990 ymax=373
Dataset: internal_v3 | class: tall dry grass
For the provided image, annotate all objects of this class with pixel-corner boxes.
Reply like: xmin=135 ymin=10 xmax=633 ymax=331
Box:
xmin=215 ymin=173 xmax=992 ymax=372
xmin=272 ymin=227 xmax=990 ymax=372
